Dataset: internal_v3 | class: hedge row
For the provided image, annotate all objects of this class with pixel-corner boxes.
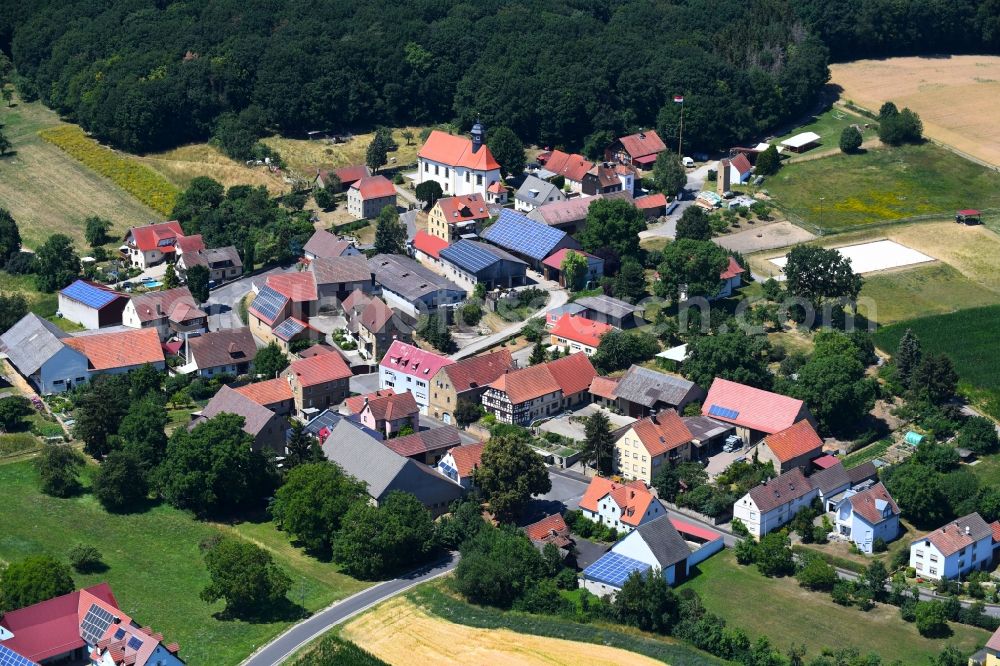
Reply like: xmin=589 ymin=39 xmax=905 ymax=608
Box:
xmin=39 ymin=125 xmax=179 ymax=215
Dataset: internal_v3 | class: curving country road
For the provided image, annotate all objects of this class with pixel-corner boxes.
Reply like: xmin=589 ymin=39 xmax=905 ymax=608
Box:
xmin=241 ymin=553 xmax=458 ymax=666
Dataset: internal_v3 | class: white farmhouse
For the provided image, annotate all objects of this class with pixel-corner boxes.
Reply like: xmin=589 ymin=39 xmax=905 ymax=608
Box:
xmin=733 ymin=467 xmax=819 ymax=538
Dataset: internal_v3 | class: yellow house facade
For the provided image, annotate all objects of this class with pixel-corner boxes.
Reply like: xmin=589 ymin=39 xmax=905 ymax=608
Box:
xmin=613 ymin=412 xmax=694 ymax=485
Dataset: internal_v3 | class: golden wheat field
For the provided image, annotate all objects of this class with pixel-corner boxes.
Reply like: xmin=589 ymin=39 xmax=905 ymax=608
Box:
xmin=831 ymin=56 xmax=1000 ymax=167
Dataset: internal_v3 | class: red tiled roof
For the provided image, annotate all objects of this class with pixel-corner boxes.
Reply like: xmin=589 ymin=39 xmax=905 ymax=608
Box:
xmin=379 ymin=340 xmax=454 ymax=379
xmin=267 ymin=272 xmax=318 ymax=303
xmin=762 ymin=420 xmax=822 ymax=464
xmin=489 ymin=352 xmax=596 ymax=404
xmin=812 ymin=454 xmax=840 ymax=469
xmin=524 ymin=513 xmax=570 ymax=542
xmin=436 ymin=194 xmax=490 ymax=224
xmin=919 ymin=513 xmax=993 ymax=557
xmin=848 ymin=482 xmax=899 ymax=525
xmin=441 ymin=349 xmax=514 ymax=394
xmin=543 ymin=150 xmax=593 ymax=182
xmin=351 ymin=175 xmax=397 ymax=200
xmin=175 ymin=234 xmax=206 ymax=254
xmin=630 ymin=411 xmax=694 ymax=456
xmin=362 ymin=390 xmax=419 ymax=422
xmin=358 ymin=297 xmax=394 ymax=334
xmin=720 ymin=256 xmax=743 ymax=280
xmin=545 ymin=352 xmax=598 ymax=395
xmin=448 ymin=442 xmax=485 ymax=477
xmin=671 ymin=517 xmax=723 ymax=542
xmin=542 ymin=248 xmax=600 ymax=271
xmin=286 ymin=351 xmax=352 ymax=387
xmin=346 ymin=389 xmax=395 ymax=414
xmin=618 ymin=130 xmax=667 ymax=160
xmin=992 ymin=521 xmax=1000 ymax=544
xmin=65 ymin=328 xmax=164 ymax=371
xmin=418 ymin=130 xmax=500 ymax=171
xmin=589 ymin=376 xmax=619 ymax=399
xmin=334 ymin=165 xmax=370 ymax=185
xmin=412 ymin=230 xmax=449 ymax=260
xmin=578 ymin=477 xmax=656 ymax=527
xmin=702 ymin=378 xmax=807 ymax=434
xmin=127 ymin=221 xmax=184 ymax=252
xmin=303 ymin=230 xmax=354 ymax=259
xmin=550 ymin=313 xmax=613 ymax=348
xmin=234 ymin=377 xmax=293 ymax=406
xmin=635 ymin=193 xmax=668 ymax=209
xmin=488 ymin=181 xmax=506 ymax=194
xmin=730 ymin=153 xmax=752 ymax=176
xmin=129 ymin=287 xmax=200 ymax=323
xmin=298 ymin=343 xmax=336 ymax=358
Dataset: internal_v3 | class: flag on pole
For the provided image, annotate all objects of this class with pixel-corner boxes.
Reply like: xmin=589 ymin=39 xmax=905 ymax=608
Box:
xmin=673 ymin=95 xmax=684 ymax=103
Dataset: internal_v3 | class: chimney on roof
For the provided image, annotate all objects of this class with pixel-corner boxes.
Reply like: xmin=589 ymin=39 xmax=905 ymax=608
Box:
xmin=639 ymin=131 xmax=646 ymax=139
xmin=966 ymin=526 xmax=971 ymax=535
xmin=156 ymin=303 xmax=162 ymax=315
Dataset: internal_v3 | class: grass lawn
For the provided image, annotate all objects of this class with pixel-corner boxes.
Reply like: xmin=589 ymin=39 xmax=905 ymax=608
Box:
xmin=858 ymin=263 xmax=1000 ymax=325
xmin=775 ymin=104 xmax=875 ymax=152
xmin=0 ymin=460 xmax=369 ymax=666
xmin=679 ymin=550 xmax=988 ymax=664
xmin=764 ymin=142 xmax=1000 ymax=233
xmin=873 ymin=305 xmax=1000 ymax=419
xmin=0 ymin=272 xmax=56 ymax=317
xmin=0 ymin=97 xmax=158 ymax=249
xmin=262 ymin=127 xmax=426 ymax=180
xmin=138 ymin=143 xmax=287 ymax=194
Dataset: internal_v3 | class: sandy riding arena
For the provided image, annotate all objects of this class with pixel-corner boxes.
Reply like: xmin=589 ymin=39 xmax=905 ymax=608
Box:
xmin=831 ymin=56 xmax=1000 ymax=168
xmin=770 ymin=239 xmax=933 ymax=275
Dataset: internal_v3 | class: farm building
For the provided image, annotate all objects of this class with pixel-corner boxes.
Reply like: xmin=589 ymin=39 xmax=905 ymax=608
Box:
xmin=411 ymin=230 xmax=449 ymax=272
xmin=575 ymin=295 xmax=644 ymax=329
xmin=541 ymin=248 xmax=604 ymax=287
xmin=57 ymin=280 xmax=128 ymax=329
xmin=439 ymin=240 xmax=528 ymax=291
xmin=315 ymin=164 xmax=370 ymax=191
xmin=309 ymin=255 xmax=376 ymax=308
xmin=347 ymin=175 xmax=397 ymax=219
xmin=369 ymin=253 xmax=466 ymax=318
xmin=480 ymin=209 xmax=580 ymax=270
xmin=702 ymin=378 xmax=816 ymax=445
xmin=780 ymin=132 xmax=820 ymax=153
xmin=0 ymin=313 xmax=91 ymax=394
xmin=527 ymin=191 xmax=634 ymax=232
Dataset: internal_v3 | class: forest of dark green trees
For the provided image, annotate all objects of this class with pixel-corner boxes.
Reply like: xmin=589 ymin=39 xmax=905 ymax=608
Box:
xmin=1 ymin=0 xmax=996 ymax=155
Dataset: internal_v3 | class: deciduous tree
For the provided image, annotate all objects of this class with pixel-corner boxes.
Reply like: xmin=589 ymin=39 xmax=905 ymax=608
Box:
xmin=0 ymin=395 xmax=32 ymax=431
xmin=675 ymin=206 xmax=712 ymax=241
xmin=486 ymin=126 xmax=525 ymax=177
xmin=683 ymin=331 xmax=772 ymax=390
xmin=454 ymin=524 xmax=545 ymax=608
xmin=373 ymin=206 xmax=406 ymax=255
xmin=200 ymin=537 xmax=291 ymax=617
xmin=0 ymin=555 xmax=75 ymax=612
xmin=754 ymin=145 xmax=780 ymax=175
xmin=35 ymin=443 xmax=84 ymax=498
xmin=83 ymin=216 xmax=112 ymax=247
xmin=578 ymin=198 xmax=646 ymax=259
xmin=839 ymin=126 xmax=862 ymax=154
xmin=185 ymin=264 xmax=210 ymax=302
xmin=270 ymin=462 xmax=367 ymax=553
xmin=414 ymin=181 xmax=443 ymax=209
xmin=473 ymin=436 xmax=551 ymax=522
xmin=560 ymin=250 xmax=588 ymax=291
xmin=34 ymin=234 xmax=80 ymax=292
xmin=93 ymin=450 xmax=149 ymax=512
xmin=783 ymin=245 xmax=862 ymax=307
xmin=0 ymin=292 xmax=27 ymax=332
xmin=652 ymin=152 xmax=686 ymax=194
xmin=956 ymin=416 xmax=1000 ymax=455
xmin=591 ymin=329 xmax=659 ymax=373
xmin=251 ymin=341 xmax=289 ymax=380
xmin=655 ymin=238 xmax=728 ymax=301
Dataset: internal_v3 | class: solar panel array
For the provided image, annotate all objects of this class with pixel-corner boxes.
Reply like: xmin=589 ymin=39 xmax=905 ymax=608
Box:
xmin=481 ymin=209 xmax=567 ymax=260
xmin=273 ymin=317 xmax=306 ymax=340
xmin=438 ymin=461 xmax=458 ymax=481
xmin=708 ymin=404 xmax=739 ymax=420
xmin=250 ymin=286 xmax=288 ymax=323
xmin=80 ymin=604 xmax=115 ymax=645
xmin=113 ymin=628 xmax=126 ymax=640
xmin=0 ymin=644 xmax=38 ymax=666
xmin=127 ymin=637 xmax=144 ymax=651
xmin=583 ymin=551 xmax=651 ymax=587
xmin=61 ymin=280 xmax=118 ymax=309
xmin=440 ymin=240 xmax=498 ymax=273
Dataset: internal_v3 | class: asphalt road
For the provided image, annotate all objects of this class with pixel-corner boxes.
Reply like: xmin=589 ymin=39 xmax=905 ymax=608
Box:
xmin=639 ymin=163 xmax=710 ymax=241
xmin=241 ymin=554 xmax=458 ymax=666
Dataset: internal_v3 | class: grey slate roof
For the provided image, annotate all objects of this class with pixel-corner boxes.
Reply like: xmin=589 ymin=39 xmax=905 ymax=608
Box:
xmin=747 ymin=467 xmax=814 ymax=513
xmin=613 ymin=365 xmax=699 ymax=408
xmin=310 ymin=255 xmax=373 ymax=285
xmin=810 ymin=462 xmax=852 ymax=496
xmin=369 ymin=253 xmax=465 ymax=301
xmin=304 ymin=408 xmax=383 ymax=441
xmin=188 ymin=327 xmax=258 ymax=370
xmin=847 ymin=461 xmax=878 ymax=486
xmin=200 ymin=385 xmax=278 ymax=436
xmin=303 ymin=230 xmax=354 ymax=259
xmin=576 ymin=295 xmax=640 ymax=319
xmin=682 ymin=415 xmax=732 ymax=444
xmin=514 ymin=175 xmax=563 ymax=208
xmin=0 ymin=313 xmax=69 ymax=376
xmin=321 ymin=418 xmax=464 ymax=507
xmin=181 ymin=246 xmax=243 ymax=270
xmin=633 ymin=515 xmax=692 ymax=569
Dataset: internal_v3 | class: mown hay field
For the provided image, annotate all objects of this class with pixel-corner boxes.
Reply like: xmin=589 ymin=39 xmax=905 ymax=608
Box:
xmin=262 ymin=126 xmax=426 ymax=178
xmin=138 ymin=143 xmax=288 ymax=193
xmin=831 ymin=55 xmax=1000 ymax=168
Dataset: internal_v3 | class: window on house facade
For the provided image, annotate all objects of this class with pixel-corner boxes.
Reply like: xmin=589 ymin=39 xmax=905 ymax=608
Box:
xmin=915 ymin=550 xmax=924 ymax=558
xmin=434 ymin=165 xmax=439 ymax=175
xmin=476 ymin=174 xmax=483 ymax=185
xmin=425 ymin=163 xmax=429 ymax=172
xmin=465 ymin=172 xmax=470 ymax=183
xmin=929 ymin=567 xmax=937 ymax=575
xmin=445 ymin=167 xmax=449 ymax=177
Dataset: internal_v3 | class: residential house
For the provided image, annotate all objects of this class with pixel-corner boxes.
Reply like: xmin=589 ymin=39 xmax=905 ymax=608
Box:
xmin=266 ymin=271 xmax=319 ymax=321
xmin=581 ymin=162 xmax=623 ymax=196
xmin=811 ymin=462 xmax=853 ymax=511
xmin=0 ymin=313 xmax=90 ymax=393
xmin=480 ymin=209 xmax=581 ymax=271
xmin=549 ymin=314 xmax=613 ymax=356
xmin=541 ymin=248 xmax=604 ymax=287
xmin=582 ymin=514 xmax=722 ymax=596
xmin=65 ymin=328 xmax=166 ymax=377
xmin=439 ymin=239 xmax=528 ymax=291
xmin=197 ymin=385 xmax=287 ymax=453
xmin=282 ymin=352 xmax=353 ymax=418
xmin=834 ymin=482 xmax=901 ymax=553
xmin=427 ymin=194 xmax=491 ymax=242
xmin=437 ymin=442 xmax=484 ymax=489
xmin=524 ymin=513 xmax=574 ymax=554
xmin=369 ymin=253 xmax=466 ymax=319
xmin=612 ymin=365 xmax=705 ymax=418
xmin=909 ymin=512 xmax=1000 ymax=581
xmin=574 ymin=295 xmax=644 ymax=329
xmin=481 ymin=352 xmax=596 ymax=425
xmin=343 ymin=290 xmax=412 ymax=361
xmin=233 ymin=378 xmax=295 ymax=417
xmin=417 ymin=124 xmax=501 ymax=198
xmin=607 ymin=130 xmax=667 ymax=169
xmin=613 ymin=411 xmax=694 ymax=484
xmin=732 ymin=468 xmax=820 ymax=538
xmin=589 ymin=376 xmax=620 ymax=408
xmin=57 ymin=280 xmax=128 ymax=329
xmin=978 ymin=627 xmax=1000 ymax=666
xmin=122 ymin=287 xmax=207 ymax=341
xmin=727 ymin=153 xmax=753 ymax=184
xmin=183 ymin=327 xmax=257 ymax=377
xmin=176 ymin=245 xmax=242 ymax=283
xmin=347 ymin=175 xmax=397 ymax=220
xmin=635 ymin=193 xmax=668 ymax=219
xmin=174 ymin=234 xmax=206 ymax=257
xmin=753 ymin=420 xmax=824 ymax=474
xmin=303 ymin=229 xmax=362 ymax=261
xmin=321 ymin=418 xmax=464 ymax=516
xmin=539 ymin=150 xmax=592 ymax=193
xmin=486 ymin=180 xmax=508 ymax=205
xmin=717 ymin=256 xmax=744 ymax=298
xmin=315 ymin=164 xmax=369 ymax=191
xmin=345 ymin=388 xmax=396 ymax=415
xmin=306 ymin=408 xmax=382 ymax=443
xmin=378 ymin=340 xmax=455 ymax=414
xmin=682 ymin=415 xmax=735 ymax=460
xmin=309 ymin=255 xmax=376 ymax=309
xmin=122 ymin=221 xmax=185 ymax=269
xmin=514 ymin=175 xmax=566 ymax=213
xmin=579 ymin=477 xmax=667 ymax=532
xmin=247 ymin=285 xmax=318 ymax=351
xmin=357 ymin=390 xmax=420 ymax=438
xmin=385 ymin=425 xmax=462 ymax=465
xmin=527 ymin=191 xmax=635 ymax=233
xmin=614 ymin=162 xmax=638 ymax=194
xmin=429 ymin=349 xmax=514 ymax=424
xmin=546 ymin=302 xmax=587 ymax=328
xmin=702 ymin=378 xmax=816 ymax=446
xmin=0 ymin=584 xmax=182 ymax=666
xmin=411 ymin=230 xmax=450 ymax=272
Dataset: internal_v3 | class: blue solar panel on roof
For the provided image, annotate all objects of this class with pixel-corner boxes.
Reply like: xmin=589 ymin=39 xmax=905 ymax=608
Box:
xmin=61 ymin=280 xmax=118 ymax=309
xmin=583 ymin=551 xmax=651 ymax=587
xmin=273 ymin=317 xmax=305 ymax=340
xmin=440 ymin=241 xmax=498 ymax=273
xmin=113 ymin=628 xmax=126 ymax=640
xmin=80 ymin=604 xmax=114 ymax=645
xmin=127 ymin=637 xmax=143 ymax=651
xmin=708 ymin=404 xmax=739 ymax=420
xmin=481 ymin=210 xmax=566 ymax=261
xmin=250 ymin=286 xmax=288 ymax=322
xmin=0 ymin=644 xmax=38 ymax=666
